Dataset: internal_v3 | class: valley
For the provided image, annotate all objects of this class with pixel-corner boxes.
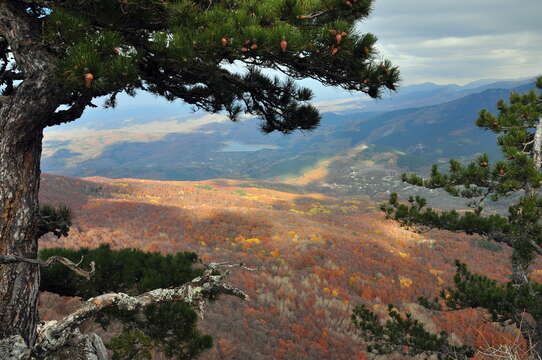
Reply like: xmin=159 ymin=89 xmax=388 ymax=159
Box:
xmin=38 ymin=173 xmax=539 ymax=359
xmin=42 ymin=80 xmax=535 ymax=185
xmin=37 ymin=77 xmax=541 ymax=359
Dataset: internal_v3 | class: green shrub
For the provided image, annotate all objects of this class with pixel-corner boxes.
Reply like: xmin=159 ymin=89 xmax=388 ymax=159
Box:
xmin=195 ymin=185 xmax=213 ymax=191
xmin=40 ymin=244 xmax=211 ymax=359
xmin=474 ymin=238 xmax=502 ymax=252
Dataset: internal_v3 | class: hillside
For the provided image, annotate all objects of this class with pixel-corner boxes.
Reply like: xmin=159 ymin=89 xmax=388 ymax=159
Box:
xmin=42 ymin=80 xmax=536 ymax=185
xmin=38 ymin=174 xmax=541 ymax=359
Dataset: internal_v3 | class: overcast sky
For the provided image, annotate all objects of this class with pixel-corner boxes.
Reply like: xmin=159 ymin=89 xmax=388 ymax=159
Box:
xmin=361 ymin=0 xmax=542 ymax=85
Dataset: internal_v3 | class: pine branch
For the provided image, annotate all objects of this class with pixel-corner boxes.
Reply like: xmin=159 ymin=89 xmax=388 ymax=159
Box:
xmin=0 ymin=70 xmax=24 ymax=81
xmin=374 ymin=77 xmax=542 ymax=359
xmin=352 ymin=304 xmax=476 ymax=359
xmin=34 ymin=262 xmax=251 ymax=357
xmin=46 ymin=94 xmax=94 ymax=127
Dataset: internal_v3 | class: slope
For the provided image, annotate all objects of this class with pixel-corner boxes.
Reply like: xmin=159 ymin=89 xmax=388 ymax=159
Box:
xmin=41 ymin=79 xmax=536 ymax=182
xmin=38 ymin=174 xmax=542 ymax=359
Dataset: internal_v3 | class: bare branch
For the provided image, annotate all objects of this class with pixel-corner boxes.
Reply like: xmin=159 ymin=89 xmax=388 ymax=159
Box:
xmin=207 ymin=261 xmax=259 ymax=272
xmin=0 ymin=254 xmax=95 ymax=280
xmin=34 ymin=263 xmax=250 ymax=356
xmin=297 ymin=9 xmax=329 ymax=19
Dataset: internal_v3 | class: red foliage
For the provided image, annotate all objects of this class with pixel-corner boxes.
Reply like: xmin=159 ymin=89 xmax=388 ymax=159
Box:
xmin=38 ymin=174 xmax=541 ymax=360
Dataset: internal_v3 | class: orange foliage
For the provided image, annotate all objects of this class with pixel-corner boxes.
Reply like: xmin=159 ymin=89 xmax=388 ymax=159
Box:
xmin=38 ymin=173 xmax=538 ymax=360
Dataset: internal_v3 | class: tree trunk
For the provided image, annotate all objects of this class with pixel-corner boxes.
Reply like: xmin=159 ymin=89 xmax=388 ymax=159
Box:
xmin=0 ymin=2 xmax=64 ymax=348
xmin=0 ymin=108 xmax=44 ymax=347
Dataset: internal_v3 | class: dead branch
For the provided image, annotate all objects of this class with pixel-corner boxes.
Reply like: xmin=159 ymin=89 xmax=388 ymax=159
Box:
xmin=0 ymin=255 xmax=95 ymax=280
xmin=297 ymin=9 xmax=329 ymax=19
xmin=33 ymin=262 xmax=250 ymax=357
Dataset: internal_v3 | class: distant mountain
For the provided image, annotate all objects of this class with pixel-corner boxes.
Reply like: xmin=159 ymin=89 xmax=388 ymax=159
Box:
xmin=337 ymin=77 xmax=535 ymax=114
xmin=374 ymin=83 xmax=531 ymax=146
xmin=288 ymin=82 xmax=536 ymax=206
xmin=461 ymin=77 xmax=536 ymax=90
xmin=42 ymin=78 xmax=538 ymax=186
xmin=346 ymin=84 xmax=536 ymax=168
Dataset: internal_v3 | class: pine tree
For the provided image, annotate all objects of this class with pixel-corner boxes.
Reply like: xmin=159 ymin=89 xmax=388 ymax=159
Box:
xmin=0 ymin=0 xmax=398 ymax=358
xmin=354 ymin=77 xmax=542 ymax=359
xmin=39 ymin=244 xmax=213 ymax=359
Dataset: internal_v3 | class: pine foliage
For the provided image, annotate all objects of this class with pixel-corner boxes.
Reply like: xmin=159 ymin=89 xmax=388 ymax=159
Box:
xmin=12 ymin=0 xmax=399 ymax=131
xmin=356 ymin=77 xmax=542 ymax=358
xmin=352 ymin=304 xmax=475 ymax=359
xmin=39 ymin=244 xmax=211 ymax=359
xmin=37 ymin=204 xmax=72 ymax=238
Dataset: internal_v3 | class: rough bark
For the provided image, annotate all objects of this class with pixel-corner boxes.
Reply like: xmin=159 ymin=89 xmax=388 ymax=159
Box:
xmin=0 ymin=126 xmax=44 ymax=347
xmin=0 ymin=1 xmax=64 ymax=347
xmin=42 ymin=331 xmax=109 ymax=360
xmin=0 ymin=336 xmax=31 ymax=360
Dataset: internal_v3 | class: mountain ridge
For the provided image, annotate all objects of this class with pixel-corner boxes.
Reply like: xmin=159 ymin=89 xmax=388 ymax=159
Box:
xmin=42 ymin=80 xmax=538 ymax=193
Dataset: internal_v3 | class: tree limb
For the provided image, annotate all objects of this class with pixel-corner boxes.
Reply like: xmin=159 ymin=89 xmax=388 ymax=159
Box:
xmin=0 ymin=254 xmax=95 ymax=280
xmin=45 ymin=94 xmax=94 ymax=127
xmin=0 ymin=70 xmax=24 ymax=82
xmin=297 ymin=9 xmax=329 ymax=19
xmin=486 ymin=231 xmax=542 ymax=256
xmin=530 ymin=239 xmax=542 ymax=256
xmin=34 ymin=262 xmax=250 ymax=356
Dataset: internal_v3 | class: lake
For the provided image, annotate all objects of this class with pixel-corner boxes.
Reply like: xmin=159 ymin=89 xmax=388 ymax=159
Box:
xmin=219 ymin=141 xmax=279 ymax=152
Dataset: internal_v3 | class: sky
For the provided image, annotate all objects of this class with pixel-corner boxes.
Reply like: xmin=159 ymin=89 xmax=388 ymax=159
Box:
xmin=50 ymin=0 xmax=542 ymax=130
xmin=361 ymin=0 xmax=542 ymax=85
xmin=125 ymin=0 xmax=542 ymax=101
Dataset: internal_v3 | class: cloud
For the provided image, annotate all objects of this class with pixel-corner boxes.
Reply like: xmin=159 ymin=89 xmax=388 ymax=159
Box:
xmin=51 ymin=0 xmax=541 ymax=130
xmin=359 ymin=0 xmax=542 ymax=84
